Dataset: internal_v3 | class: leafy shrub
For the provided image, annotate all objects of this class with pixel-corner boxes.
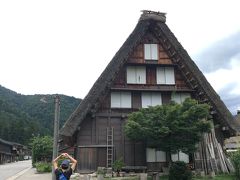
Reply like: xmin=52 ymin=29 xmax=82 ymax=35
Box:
xmin=112 ymin=157 xmax=124 ymax=176
xmin=169 ymin=161 xmax=192 ymax=180
xmin=35 ymin=162 xmax=52 ymax=173
xmin=229 ymin=150 xmax=240 ymax=179
xmin=30 ymin=136 xmax=53 ymax=164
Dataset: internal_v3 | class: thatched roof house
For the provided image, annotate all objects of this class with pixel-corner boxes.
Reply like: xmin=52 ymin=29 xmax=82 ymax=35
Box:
xmin=60 ymin=11 xmax=237 ymax=174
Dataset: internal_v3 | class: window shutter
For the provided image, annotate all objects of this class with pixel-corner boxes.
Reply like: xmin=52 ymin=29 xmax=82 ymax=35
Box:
xmin=172 ymin=93 xmax=191 ymax=104
xmin=127 ymin=66 xmax=146 ymax=84
xmin=121 ymin=92 xmax=131 ymax=108
xmin=171 ymin=153 xmax=179 ymax=162
xmin=179 ymin=151 xmax=189 ymax=163
xmin=142 ymin=92 xmax=152 ymax=108
xmin=171 ymin=93 xmax=181 ymax=104
xmin=111 ymin=92 xmax=121 ymax=108
xmin=171 ymin=152 xmax=189 ymax=163
xmin=144 ymin=44 xmax=151 ymax=59
xmin=142 ymin=92 xmax=162 ymax=107
xmin=151 ymin=44 xmax=158 ymax=60
xmin=151 ymin=93 xmax=162 ymax=106
xmin=136 ymin=66 xmax=146 ymax=84
xmin=165 ymin=67 xmax=175 ymax=84
xmin=127 ymin=66 xmax=136 ymax=84
xmin=156 ymin=67 xmax=166 ymax=84
xmin=180 ymin=93 xmax=191 ymax=102
xmin=146 ymin=148 xmax=156 ymax=162
xmin=156 ymin=151 xmax=166 ymax=162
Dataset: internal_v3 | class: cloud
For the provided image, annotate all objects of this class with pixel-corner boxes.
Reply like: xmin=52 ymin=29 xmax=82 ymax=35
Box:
xmin=217 ymin=83 xmax=240 ymax=114
xmin=193 ymin=32 xmax=240 ymax=115
xmin=194 ymin=32 xmax=240 ymax=73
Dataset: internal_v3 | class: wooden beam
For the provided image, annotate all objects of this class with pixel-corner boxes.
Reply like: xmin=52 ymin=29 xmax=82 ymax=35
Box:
xmin=180 ymin=64 xmax=185 ymax=69
xmin=77 ymin=145 xmax=114 ymax=148
xmin=193 ymin=84 xmax=199 ymax=89
xmin=96 ymin=112 xmax=129 ymax=118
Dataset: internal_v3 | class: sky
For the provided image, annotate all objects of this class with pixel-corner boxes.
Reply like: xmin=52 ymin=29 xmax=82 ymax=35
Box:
xmin=0 ymin=0 xmax=240 ymax=114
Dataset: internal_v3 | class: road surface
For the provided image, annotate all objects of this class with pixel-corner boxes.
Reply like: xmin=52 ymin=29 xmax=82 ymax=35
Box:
xmin=0 ymin=160 xmax=31 ymax=180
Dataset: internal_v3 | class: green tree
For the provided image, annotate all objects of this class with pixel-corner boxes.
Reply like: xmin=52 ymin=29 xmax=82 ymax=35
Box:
xmin=30 ymin=136 xmax=53 ymax=164
xmin=124 ymin=98 xmax=211 ymax=155
xmin=229 ymin=150 xmax=240 ymax=179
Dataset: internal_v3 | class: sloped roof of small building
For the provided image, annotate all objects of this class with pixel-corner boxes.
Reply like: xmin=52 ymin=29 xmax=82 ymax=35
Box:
xmin=60 ymin=11 xmax=238 ymax=138
xmin=0 ymin=138 xmax=13 ymax=146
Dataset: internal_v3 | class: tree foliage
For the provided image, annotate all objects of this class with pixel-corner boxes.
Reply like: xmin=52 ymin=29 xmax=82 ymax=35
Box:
xmin=229 ymin=150 xmax=240 ymax=179
xmin=0 ymin=85 xmax=81 ymax=145
xmin=169 ymin=161 xmax=192 ymax=180
xmin=124 ymin=98 xmax=211 ymax=154
xmin=30 ymin=136 xmax=53 ymax=164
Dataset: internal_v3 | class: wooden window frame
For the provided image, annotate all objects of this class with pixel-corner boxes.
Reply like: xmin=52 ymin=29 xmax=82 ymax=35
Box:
xmin=156 ymin=67 xmax=175 ymax=85
xmin=171 ymin=93 xmax=191 ymax=104
xmin=141 ymin=92 xmax=162 ymax=108
xmin=127 ymin=66 xmax=146 ymax=84
xmin=144 ymin=44 xmax=158 ymax=60
xmin=111 ymin=91 xmax=132 ymax=108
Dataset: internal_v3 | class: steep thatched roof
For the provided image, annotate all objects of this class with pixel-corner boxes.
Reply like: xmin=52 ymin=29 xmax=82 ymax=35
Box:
xmin=60 ymin=11 xmax=237 ymax=138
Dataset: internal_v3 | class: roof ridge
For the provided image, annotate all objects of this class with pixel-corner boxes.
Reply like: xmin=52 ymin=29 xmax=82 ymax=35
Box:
xmin=140 ymin=10 xmax=166 ymax=23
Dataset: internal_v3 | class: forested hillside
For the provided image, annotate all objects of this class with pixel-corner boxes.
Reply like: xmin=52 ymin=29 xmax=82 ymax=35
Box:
xmin=0 ymin=85 xmax=81 ymax=145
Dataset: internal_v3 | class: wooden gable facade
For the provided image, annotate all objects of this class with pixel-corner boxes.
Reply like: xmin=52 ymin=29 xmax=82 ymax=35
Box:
xmin=60 ymin=11 xmax=237 ymax=174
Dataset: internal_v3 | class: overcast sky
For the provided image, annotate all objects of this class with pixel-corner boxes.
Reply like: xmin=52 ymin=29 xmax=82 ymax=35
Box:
xmin=0 ymin=0 xmax=239 ymax=114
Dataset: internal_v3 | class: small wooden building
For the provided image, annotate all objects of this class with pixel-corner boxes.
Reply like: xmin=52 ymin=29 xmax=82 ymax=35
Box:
xmin=0 ymin=138 xmax=29 ymax=164
xmin=0 ymin=138 xmax=14 ymax=164
xmin=60 ymin=11 xmax=237 ymax=174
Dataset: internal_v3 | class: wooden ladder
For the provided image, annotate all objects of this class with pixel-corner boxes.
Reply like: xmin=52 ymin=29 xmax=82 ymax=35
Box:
xmin=107 ymin=127 xmax=114 ymax=168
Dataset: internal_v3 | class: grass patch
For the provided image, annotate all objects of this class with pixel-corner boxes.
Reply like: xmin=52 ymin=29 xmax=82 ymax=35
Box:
xmin=193 ymin=174 xmax=235 ymax=180
xmin=159 ymin=174 xmax=235 ymax=180
xmin=104 ymin=177 xmax=139 ymax=180
xmin=104 ymin=174 xmax=235 ymax=180
xmin=35 ymin=162 xmax=52 ymax=173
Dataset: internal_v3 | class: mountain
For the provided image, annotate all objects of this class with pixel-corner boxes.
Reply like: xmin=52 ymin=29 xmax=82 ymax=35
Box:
xmin=0 ymin=85 xmax=81 ymax=145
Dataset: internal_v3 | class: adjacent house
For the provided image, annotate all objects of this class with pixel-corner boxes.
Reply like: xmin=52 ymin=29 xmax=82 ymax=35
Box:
xmin=0 ymin=138 xmax=14 ymax=164
xmin=60 ymin=11 xmax=238 ymax=174
xmin=0 ymin=138 xmax=29 ymax=164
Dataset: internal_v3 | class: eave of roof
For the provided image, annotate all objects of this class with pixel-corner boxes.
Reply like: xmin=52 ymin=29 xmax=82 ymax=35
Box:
xmin=0 ymin=138 xmax=14 ymax=146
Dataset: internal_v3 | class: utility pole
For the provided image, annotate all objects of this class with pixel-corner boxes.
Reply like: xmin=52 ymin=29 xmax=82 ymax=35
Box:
xmin=52 ymin=95 xmax=60 ymax=180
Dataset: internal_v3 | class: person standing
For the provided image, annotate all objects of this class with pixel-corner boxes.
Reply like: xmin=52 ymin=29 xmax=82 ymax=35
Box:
xmin=52 ymin=153 xmax=77 ymax=180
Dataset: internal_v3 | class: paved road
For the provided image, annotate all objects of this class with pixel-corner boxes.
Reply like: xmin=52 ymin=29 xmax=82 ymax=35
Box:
xmin=0 ymin=160 xmax=31 ymax=180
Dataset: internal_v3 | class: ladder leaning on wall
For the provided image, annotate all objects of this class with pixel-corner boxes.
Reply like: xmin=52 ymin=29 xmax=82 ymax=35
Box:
xmin=107 ymin=127 xmax=114 ymax=168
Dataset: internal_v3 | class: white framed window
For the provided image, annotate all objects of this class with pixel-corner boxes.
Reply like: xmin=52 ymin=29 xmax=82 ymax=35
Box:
xmin=127 ymin=66 xmax=146 ymax=84
xmin=156 ymin=67 xmax=175 ymax=85
xmin=146 ymin=148 xmax=166 ymax=162
xmin=142 ymin=92 xmax=162 ymax=108
xmin=171 ymin=151 xmax=189 ymax=163
xmin=111 ymin=92 xmax=131 ymax=108
xmin=144 ymin=44 xmax=158 ymax=60
xmin=171 ymin=93 xmax=191 ymax=104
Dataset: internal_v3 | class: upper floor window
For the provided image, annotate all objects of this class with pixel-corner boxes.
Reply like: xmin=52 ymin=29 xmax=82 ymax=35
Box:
xmin=144 ymin=44 xmax=158 ymax=60
xmin=142 ymin=92 xmax=162 ymax=108
xmin=156 ymin=67 xmax=175 ymax=85
xmin=171 ymin=93 xmax=191 ymax=104
xmin=127 ymin=66 xmax=146 ymax=84
xmin=111 ymin=91 xmax=131 ymax=108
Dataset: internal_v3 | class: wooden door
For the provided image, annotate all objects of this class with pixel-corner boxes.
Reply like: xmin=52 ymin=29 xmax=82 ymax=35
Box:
xmin=78 ymin=148 xmax=96 ymax=172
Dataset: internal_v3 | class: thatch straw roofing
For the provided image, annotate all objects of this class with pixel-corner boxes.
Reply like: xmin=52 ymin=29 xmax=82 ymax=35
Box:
xmin=60 ymin=11 xmax=237 ymax=138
